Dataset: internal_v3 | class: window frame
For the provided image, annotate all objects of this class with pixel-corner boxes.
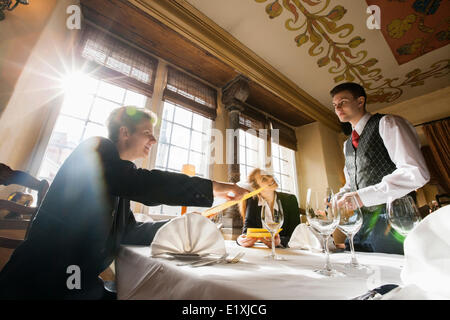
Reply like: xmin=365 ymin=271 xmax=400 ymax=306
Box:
xmin=149 ymin=100 xmax=213 ymax=215
xmin=36 ymin=75 xmax=150 ymax=183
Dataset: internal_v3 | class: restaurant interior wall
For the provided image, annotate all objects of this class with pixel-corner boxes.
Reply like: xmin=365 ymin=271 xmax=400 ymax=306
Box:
xmin=295 ymin=121 xmax=347 ymax=245
xmin=0 ymin=0 xmax=57 ymax=118
xmin=0 ymin=0 xmax=80 ymax=200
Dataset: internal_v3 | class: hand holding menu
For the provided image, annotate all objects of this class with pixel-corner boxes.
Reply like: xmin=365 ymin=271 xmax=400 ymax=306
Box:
xmin=202 ymin=187 xmax=266 ymax=218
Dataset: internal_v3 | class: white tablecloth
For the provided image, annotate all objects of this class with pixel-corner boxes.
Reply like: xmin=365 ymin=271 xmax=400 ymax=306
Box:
xmin=115 ymin=240 xmax=404 ymax=300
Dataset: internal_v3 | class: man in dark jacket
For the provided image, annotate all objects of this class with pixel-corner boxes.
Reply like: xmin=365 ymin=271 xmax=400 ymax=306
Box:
xmin=0 ymin=106 xmax=247 ymax=299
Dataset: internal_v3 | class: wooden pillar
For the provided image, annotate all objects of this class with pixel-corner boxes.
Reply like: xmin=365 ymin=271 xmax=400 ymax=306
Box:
xmin=221 ymin=75 xmax=249 ymax=239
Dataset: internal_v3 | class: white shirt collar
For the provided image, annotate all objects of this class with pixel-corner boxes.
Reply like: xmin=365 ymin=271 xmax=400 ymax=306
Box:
xmin=353 ymin=112 xmax=372 ymax=135
xmin=257 ymin=193 xmax=279 ymax=211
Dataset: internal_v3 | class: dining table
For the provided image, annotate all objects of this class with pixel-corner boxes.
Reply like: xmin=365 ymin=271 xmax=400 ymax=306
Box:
xmin=115 ymin=239 xmax=405 ymax=300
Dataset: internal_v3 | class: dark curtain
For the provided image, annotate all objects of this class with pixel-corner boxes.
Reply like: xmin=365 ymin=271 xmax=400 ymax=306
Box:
xmin=422 ymin=118 xmax=450 ymax=193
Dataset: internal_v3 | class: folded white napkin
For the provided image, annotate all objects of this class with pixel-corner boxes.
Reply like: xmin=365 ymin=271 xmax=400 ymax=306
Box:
xmin=383 ymin=205 xmax=450 ymax=299
xmin=288 ymin=224 xmax=335 ymax=251
xmin=379 ymin=205 xmax=450 ymax=300
xmin=150 ymin=212 xmax=226 ymax=256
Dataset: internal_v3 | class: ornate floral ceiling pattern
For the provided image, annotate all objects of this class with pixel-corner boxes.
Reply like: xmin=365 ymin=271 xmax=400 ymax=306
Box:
xmin=255 ymin=0 xmax=449 ymax=104
xmin=367 ymin=0 xmax=450 ymax=65
xmin=185 ymin=0 xmax=450 ymax=112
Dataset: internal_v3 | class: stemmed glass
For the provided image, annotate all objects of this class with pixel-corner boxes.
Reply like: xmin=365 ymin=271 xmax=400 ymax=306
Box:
xmin=336 ymin=194 xmax=366 ymax=270
xmin=387 ymin=195 xmax=422 ymax=237
xmin=306 ymin=188 xmax=341 ymax=276
xmin=261 ymin=198 xmax=284 ymax=260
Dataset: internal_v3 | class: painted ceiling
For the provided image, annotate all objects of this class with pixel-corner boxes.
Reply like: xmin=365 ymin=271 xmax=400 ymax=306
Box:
xmin=185 ymin=0 xmax=450 ymax=112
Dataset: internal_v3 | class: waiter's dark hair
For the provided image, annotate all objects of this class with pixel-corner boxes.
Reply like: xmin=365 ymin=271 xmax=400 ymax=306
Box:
xmin=106 ymin=106 xmax=156 ymax=143
xmin=330 ymin=82 xmax=367 ymax=110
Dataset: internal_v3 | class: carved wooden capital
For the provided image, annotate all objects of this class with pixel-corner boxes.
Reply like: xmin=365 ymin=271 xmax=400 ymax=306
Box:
xmin=222 ymin=75 xmax=250 ymax=108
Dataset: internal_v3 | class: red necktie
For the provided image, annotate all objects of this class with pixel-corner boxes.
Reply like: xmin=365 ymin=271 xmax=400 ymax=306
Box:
xmin=352 ymin=130 xmax=360 ymax=149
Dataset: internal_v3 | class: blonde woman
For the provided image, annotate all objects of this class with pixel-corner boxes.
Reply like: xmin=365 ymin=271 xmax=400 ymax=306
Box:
xmin=237 ymin=168 xmax=300 ymax=248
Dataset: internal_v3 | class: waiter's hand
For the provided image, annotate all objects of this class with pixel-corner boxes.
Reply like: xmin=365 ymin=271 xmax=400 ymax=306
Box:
xmin=337 ymin=191 xmax=364 ymax=209
xmin=212 ymin=181 xmax=248 ymax=201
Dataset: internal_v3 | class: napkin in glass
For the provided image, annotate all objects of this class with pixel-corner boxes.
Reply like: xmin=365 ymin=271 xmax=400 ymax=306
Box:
xmin=288 ymin=224 xmax=335 ymax=251
xmin=150 ymin=212 xmax=226 ymax=257
xmin=383 ymin=205 xmax=450 ymax=299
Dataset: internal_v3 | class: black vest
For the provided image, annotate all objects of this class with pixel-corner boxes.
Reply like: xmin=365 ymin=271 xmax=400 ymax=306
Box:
xmin=344 ymin=113 xmax=397 ymax=192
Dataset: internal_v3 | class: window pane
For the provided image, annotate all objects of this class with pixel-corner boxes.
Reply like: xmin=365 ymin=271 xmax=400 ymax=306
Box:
xmin=281 ymin=175 xmax=293 ymax=193
xmin=60 ymin=93 xmax=93 ymax=120
xmin=240 ymin=164 xmax=247 ymax=182
xmin=152 ymin=102 xmax=212 ymax=215
xmin=89 ymin=97 xmax=120 ymax=125
xmin=83 ymin=76 xmax=100 ymax=94
xmin=247 ymin=149 xmax=258 ymax=168
xmin=239 ymin=130 xmax=245 ymax=146
xmin=170 ymin=124 xmax=190 ymax=148
xmin=162 ymin=102 xmax=174 ymax=121
xmin=161 ymin=205 xmax=182 ymax=215
xmin=83 ymin=122 xmax=108 ymax=141
xmin=281 ymin=159 xmax=290 ymax=175
xmin=64 ymin=73 xmax=99 ymax=97
xmin=167 ymin=146 xmax=188 ymax=171
xmin=173 ymin=106 xmax=192 ymax=127
xmin=190 ymin=131 xmax=203 ymax=153
xmin=147 ymin=205 xmax=162 ymax=214
xmin=51 ymin=115 xmax=85 ymax=149
xmin=159 ymin=121 xmax=172 ymax=144
xmin=97 ymin=81 xmax=126 ymax=103
xmin=246 ymin=132 xmax=258 ymax=150
xmin=192 ymin=113 xmax=205 ymax=132
xmin=124 ymin=90 xmax=147 ymax=108
xmin=239 ymin=146 xmax=246 ymax=164
xmin=280 ymin=145 xmax=293 ymax=160
xmin=71 ymin=75 xmax=99 ymax=95
xmin=155 ymin=143 xmax=169 ymax=168
xmin=271 ymin=143 xmax=280 ymax=158
xmin=273 ymin=157 xmax=280 ymax=174
xmin=189 ymin=151 xmax=205 ymax=177
xmin=193 ymin=114 xmax=211 ymax=133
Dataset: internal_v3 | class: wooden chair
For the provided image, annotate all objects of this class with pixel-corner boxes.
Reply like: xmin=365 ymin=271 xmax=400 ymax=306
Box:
xmin=0 ymin=163 xmax=49 ymax=250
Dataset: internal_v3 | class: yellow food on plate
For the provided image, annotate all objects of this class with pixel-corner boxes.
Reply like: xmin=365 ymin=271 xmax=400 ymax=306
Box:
xmin=246 ymin=228 xmax=282 ymax=238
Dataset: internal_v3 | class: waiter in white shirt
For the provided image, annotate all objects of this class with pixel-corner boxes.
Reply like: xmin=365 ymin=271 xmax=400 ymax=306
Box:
xmin=331 ymin=82 xmax=430 ymax=254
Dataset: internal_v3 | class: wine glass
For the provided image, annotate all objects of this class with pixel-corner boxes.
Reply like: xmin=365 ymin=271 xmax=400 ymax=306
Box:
xmin=261 ymin=198 xmax=284 ymax=260
xmin=336 ymin=194 xmax=366 ymax=270
xmin=306 ymin=188 xmax=341 ymax=276
xmin=387 ymin=195 xmax=421 ymax=237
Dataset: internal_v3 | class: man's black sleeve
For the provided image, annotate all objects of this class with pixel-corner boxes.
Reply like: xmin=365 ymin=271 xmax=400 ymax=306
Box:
xmin=122 ymin=210 xmax=169 ymax=246
xmin=97 ymin=138 xmax=214 ymax=207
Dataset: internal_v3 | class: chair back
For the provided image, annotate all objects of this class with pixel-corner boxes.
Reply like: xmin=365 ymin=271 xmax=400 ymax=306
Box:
xmin=0 ymin=163 xmax=49 ymax=248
